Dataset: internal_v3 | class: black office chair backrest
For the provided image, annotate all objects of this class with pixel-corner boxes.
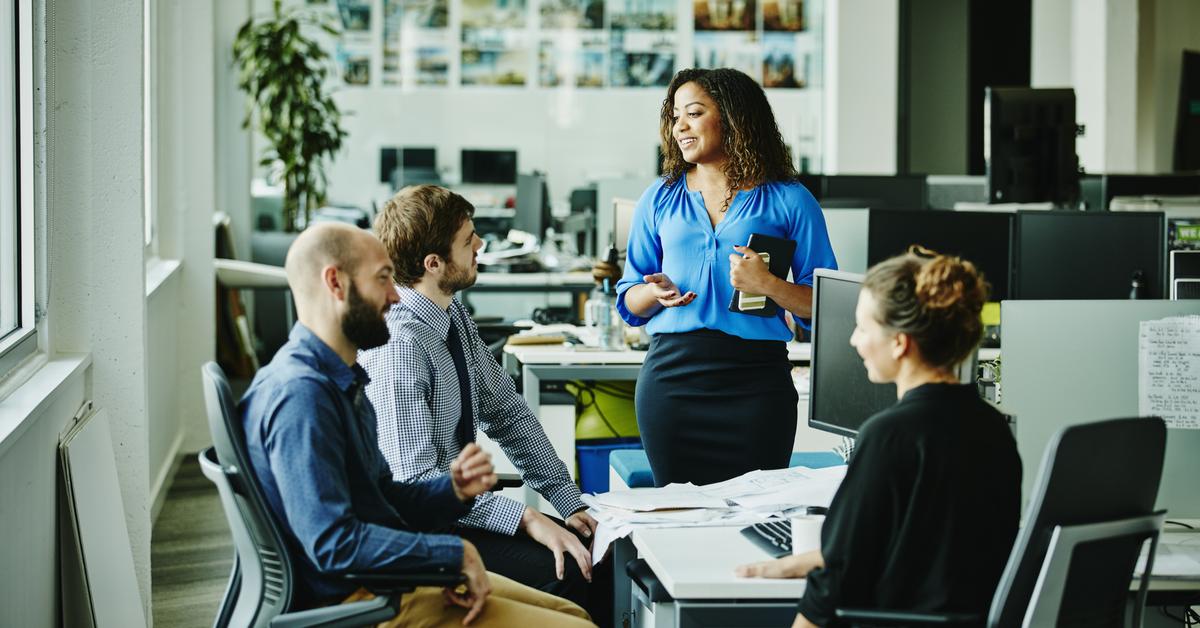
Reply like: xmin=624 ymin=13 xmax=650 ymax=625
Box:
xmin=202 ymin=361 xmax=299 ymax=626
xmin=989 ymin=416 xmax=1167 ymax=628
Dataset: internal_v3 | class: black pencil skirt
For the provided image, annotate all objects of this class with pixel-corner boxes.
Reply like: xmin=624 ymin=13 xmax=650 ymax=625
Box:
xmin=635 ymin=329 xmax=798 ymax=487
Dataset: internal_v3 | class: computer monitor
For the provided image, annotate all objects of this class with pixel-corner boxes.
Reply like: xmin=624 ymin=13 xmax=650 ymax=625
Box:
xmin=461 ymin=149 xmax=517 ymax=184
xmin=822 ymin=175 xmax=926 ymax=209
xmin=985 ymin=87 xmax=1079 ymax=206
xmin=866 ymin=209 xmax=1014 ymax=300
xmin=402 ymin=147 xmax=436 ymax=169
xmin=514 ymin=172 xmax=552 ymax=239
xmin=808 ymin=270 xmax=897 ymax=438
xmin=1013 ymin=210 xmax=1167 ymax=299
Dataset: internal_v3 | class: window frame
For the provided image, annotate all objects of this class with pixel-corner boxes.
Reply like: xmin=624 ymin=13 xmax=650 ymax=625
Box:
xmin=0 ymin=0 xmax=38 ymax=379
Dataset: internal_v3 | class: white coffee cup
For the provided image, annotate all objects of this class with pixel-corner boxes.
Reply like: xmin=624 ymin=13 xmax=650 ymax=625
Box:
xmin=791 ymin=515 xmax=824 ymax=555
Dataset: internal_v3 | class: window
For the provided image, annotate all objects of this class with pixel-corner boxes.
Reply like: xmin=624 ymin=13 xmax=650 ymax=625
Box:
xmin=0 ymin=0 xmax=37 ymax=378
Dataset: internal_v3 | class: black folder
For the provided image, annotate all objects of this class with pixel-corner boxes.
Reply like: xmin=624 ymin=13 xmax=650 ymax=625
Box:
xmin=728 ymin=233 xmax=797 ymax=317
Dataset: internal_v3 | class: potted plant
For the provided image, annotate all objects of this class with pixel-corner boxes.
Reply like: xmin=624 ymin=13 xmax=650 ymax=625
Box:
xmin=234 ymin=0 xmax=348 ymax=232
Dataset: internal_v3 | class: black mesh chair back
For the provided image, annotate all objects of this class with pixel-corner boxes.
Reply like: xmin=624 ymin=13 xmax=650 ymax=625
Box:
xmin=989 ymin=416 xmax=1167 ymax=628
xmin=201 ymin=361 xmax=297 ymax=627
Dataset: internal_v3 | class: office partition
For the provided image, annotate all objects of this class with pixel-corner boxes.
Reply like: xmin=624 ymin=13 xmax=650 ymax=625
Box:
xmin=1000 ymin=300 xmax=1200 ymax=517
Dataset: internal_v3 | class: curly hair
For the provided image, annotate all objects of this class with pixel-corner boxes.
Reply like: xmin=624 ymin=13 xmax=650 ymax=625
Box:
xmin=374 ymin=185 xmax=474 ymax=287
xmin=658 ymin=68 xmax=797 ymax=210
xmin=862 ymin=246 xmax=992 ymax=371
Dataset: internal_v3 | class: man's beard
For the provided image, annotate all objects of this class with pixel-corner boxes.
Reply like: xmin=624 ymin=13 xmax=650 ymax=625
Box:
xmin=342 ymin=281 xmax=390 ymax=350
xmin=437 ymin=258 xmax=477 ymax=295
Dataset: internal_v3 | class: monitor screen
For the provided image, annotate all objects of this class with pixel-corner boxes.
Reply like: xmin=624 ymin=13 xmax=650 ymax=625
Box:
xmin=808 ymin=270 xmax=897 ymax=438
xmin=461 ymin=149 xmax=517 ymax=184
xmin=402 ymin=147 xmax=436 ymax=169
xmin=867 ymin=209 xmax=1014 ymax=300
xmin=514 ymin=173 xmax=551 ymax=238
xmin=1014 ymin=211 xmax=1166 ymax=299
xmin=985 ymin=87 xmax=1079 ymax=206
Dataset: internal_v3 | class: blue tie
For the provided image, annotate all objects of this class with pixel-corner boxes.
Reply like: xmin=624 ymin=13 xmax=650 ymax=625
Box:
xmin=446 ymin=319 xmax=475 ymax=448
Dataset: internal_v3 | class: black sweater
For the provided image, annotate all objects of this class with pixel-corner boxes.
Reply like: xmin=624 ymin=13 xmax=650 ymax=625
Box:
xmin=797 ymin=384 xmax=1022 ymax=626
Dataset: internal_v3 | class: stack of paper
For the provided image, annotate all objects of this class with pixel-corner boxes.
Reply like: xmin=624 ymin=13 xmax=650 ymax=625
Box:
xmin=585 ymin=465 xmax=848 ymax=565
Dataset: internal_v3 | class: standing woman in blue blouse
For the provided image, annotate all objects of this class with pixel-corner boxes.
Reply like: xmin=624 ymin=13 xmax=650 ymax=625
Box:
xmin=616 ymin=68 xmax=837 ymax=487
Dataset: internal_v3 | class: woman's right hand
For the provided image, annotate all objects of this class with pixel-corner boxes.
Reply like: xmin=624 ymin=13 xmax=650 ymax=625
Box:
xmin=643 ymin=273 xmax=697 ymax=308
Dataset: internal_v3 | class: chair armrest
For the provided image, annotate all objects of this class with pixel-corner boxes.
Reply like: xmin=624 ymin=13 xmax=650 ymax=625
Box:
xmin=495 ymin=472 xmax=524 ymax=489
xmin=835 ymin=608 xmax=983 ymax=625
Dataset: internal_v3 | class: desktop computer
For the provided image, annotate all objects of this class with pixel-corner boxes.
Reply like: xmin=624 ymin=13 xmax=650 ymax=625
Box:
xmin=866 ymin=209 xmax=1014 ymax=301
xmin=1012 ymin=210 xmax=1167 ymax=299
xmin=807 ymin=269 xmax=897 ymax=438
xmin=461 ymin=149 xmax=518 ymax=185
xmin=514 ymin=172 xmax=552 ymax=240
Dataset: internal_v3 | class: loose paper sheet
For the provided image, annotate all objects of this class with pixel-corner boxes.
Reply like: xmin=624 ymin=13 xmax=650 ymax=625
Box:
xmin=1138 ymin=315 xmax=1200 ymax=429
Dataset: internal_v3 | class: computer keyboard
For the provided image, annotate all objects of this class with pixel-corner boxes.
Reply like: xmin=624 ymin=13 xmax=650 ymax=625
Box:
xmin=741 ymin=519 xmax=792 ymax=558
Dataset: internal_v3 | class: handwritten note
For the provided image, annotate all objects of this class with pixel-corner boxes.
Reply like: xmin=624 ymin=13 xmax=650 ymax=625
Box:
xmin=1139 ymin=316 xmax=1200 ymax=429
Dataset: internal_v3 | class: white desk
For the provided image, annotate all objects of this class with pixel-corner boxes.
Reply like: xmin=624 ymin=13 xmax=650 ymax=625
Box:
xmin=625 ymin=524 xmax=1200 ymax=628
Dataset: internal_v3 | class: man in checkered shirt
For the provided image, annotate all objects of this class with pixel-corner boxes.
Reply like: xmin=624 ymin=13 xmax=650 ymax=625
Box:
xmin=361 ymin=185 xmax=606 ymax=619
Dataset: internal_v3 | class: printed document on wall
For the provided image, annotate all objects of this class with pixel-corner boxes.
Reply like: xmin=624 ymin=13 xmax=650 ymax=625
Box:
xmin=1139 ymin=315 xmax=1200 ymax=429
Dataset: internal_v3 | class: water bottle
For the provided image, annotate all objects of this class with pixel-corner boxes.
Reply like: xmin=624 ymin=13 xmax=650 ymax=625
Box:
xmin=586 ymin=279 xmax=624 ymax=350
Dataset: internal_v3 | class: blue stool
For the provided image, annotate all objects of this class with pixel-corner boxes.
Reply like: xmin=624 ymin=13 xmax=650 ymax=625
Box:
xmin=608 ymin=448 xmax=846 ymax=490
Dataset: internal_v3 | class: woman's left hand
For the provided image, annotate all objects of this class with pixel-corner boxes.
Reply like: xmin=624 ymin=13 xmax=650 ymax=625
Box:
xmin=729 ymin=245 xmax=778 ymax=295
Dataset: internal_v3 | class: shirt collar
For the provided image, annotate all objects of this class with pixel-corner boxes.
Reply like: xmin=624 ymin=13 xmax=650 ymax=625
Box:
xmin=288 ymin=323 xmax=370 ymax=392
xmin=396 ymin=285 xmax=464 ymax=341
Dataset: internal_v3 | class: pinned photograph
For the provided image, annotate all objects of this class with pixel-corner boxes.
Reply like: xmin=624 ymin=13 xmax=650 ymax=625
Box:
xmin=337 ymin=0 xmax=372 ymax=32
xmin=541 ymin=0 xmax=605 ymax=29
xmin=693 ymin=0 xmax=755 ymax=31
xmin=539 ymin=33 xmax=607 ymax=87
xmin=694 ymin=31 xmax=760 ymax=81
xmin=462 ymin=0 xmax=527 ymax=29
xmin=762 ymin=32 xmax=804 ymax=87
xmin=610 ymin=30 xmax=675 ymax=87
xmin=763 ymin=0 xmax=803 ymax=31
xmin=337 ymin=44 xmax=371 ymax=85
xmin=609 ymin=0 xmax=675 ymax=30
xmin=462 ymin=28 xmax=530 ymax=85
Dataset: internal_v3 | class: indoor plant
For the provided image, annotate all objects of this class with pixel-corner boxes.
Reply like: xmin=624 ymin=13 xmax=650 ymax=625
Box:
xmin=233 ymin=0 xmax=348 ymax=232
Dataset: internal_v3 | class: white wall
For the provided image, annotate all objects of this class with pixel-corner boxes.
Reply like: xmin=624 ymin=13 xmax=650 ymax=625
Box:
xmin=822 ymin=0 xmax=898 ymax=174
xmin=45 ymin=0 xmax=152 ymax=614
xmin=1136 ymin=0 xmax=1200 ymax=172
xmin=1032 ymin=0 xmax=1161 ymax=174
xmin=154 ymin=0 xmax=218 ymax=455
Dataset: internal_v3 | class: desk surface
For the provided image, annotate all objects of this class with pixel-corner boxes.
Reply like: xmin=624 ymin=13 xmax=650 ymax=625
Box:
xmin=632 ymin=525 xmax=1200 ymax=602
xmin=632 ymin=526 xmax=806 ymax=600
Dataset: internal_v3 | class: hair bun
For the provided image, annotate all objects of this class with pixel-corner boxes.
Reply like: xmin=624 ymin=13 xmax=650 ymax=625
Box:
xmin=915 ymin=255 xmax=987 ymax=312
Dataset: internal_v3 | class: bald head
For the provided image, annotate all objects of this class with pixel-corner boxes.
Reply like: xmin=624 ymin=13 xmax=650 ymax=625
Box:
xmin=285 ymin=223 xmax=369 ymax=301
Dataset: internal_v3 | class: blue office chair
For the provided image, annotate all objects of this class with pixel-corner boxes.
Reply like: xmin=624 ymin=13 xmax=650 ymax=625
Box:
xmin=836 ymin=416 xmax=1168 ymax=628
xmin=200 ymin=361 xmax=464 ymax=628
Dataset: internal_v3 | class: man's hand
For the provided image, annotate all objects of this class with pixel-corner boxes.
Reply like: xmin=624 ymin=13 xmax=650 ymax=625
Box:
xmin=643 ymin=273 xmax=696 ymax=308
xmin=444 ymin=540 xmax=491 ymax=625
xmin=521 ymin=507 xmax=593 ymax=582
xmin=565 ymin=510 xmax=599 ymax=541
xmin=729 ymin=245 xmax=778 ymax=295
xmin=450 ymin=444 xmax=497 ymax=502
xmin=592 ymin=260 xmax=621 ymax=285
xmin=735 ymin=550 xmax=823 ymax=580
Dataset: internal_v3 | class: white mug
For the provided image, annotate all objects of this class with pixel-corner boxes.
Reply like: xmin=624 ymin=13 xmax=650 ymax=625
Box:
xmin=791 ymin=515 xmax=824 ymax=555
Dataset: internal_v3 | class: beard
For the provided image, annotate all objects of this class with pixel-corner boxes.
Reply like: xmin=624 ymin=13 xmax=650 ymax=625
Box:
xmin=342 ymin=281 xmax=391 ymax=350
xmin=437 ymin=257 xmax=477 ymax=295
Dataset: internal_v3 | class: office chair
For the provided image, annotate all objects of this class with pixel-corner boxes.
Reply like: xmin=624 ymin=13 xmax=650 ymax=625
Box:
xmin=836 ymin=416 xmax=1167 ymax=628
xmin=199 ymin=361 xmax=464 ymax=628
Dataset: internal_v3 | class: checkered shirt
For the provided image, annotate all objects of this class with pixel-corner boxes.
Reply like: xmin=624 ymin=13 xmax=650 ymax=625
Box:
xmin=360 ymin=286 xmax=585 ymax=535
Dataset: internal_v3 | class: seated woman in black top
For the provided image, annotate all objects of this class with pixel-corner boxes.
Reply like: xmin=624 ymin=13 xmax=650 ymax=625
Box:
xmin=736 ymin=248 xmax=1022 ymax=627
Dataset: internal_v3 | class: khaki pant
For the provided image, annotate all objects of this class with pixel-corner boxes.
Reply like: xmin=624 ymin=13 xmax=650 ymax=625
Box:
xmin=343 ymin=572 xmax=596 ymax=628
